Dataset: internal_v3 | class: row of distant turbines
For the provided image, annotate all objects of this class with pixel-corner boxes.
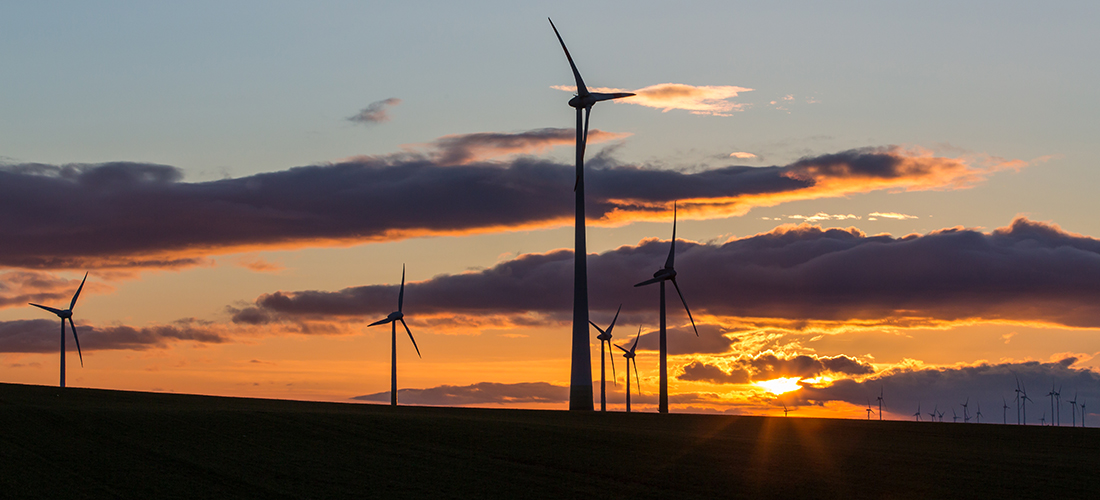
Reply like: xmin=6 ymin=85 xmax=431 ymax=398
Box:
xmin=858 ymin=384 xmax=1090 ymax=427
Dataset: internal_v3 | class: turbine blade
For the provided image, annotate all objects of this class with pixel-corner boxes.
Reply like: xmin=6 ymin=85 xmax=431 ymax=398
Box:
xmin=614 ymin=343 xmax=629 ymax=354
xmin=368 ymin=318 xmax=393 ymax=327
xmin=634 ymin=277 xmax=661 ymax=287
xmin=608 ymin=340 xmax=617 ymax=384
xmin=398 ymin=265 xmax=405 ymax=313
xmin=400 ymin=319 xmax=420 ymax=358
xmin=548 ymin=18 xmax=588 ymax=96
xmin=69 ymin=272 xmax=89 ymax=310
xmin=29 ymin=303 xmax=64 ymax=316
xmin=633 ymin=359 xmax=641 ymax=395
xmin=630 ymin=327 xmax=641 ymax=353
xmin=606 ymin=303 xmax=622 ymax=335
xmin=587 ymin=92 xmax=636 ymax=103
xmin=671 ymin=278 xmax=699 ymax=336
xmin=588 ymin=321 xmax=606 ymax=335
xmin=69 ymin=318 xmax=83 ymax=367
xmin=664 ymin=202 xmax=677 ymax=269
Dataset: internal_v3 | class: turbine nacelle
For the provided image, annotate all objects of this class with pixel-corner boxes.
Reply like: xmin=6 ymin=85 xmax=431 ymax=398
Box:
xmin=568 ymin=92 xmax=635 ymax=109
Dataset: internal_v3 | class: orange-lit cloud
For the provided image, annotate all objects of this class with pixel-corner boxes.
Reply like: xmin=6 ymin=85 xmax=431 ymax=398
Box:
xmin=0 ymin=144 xmax=1024 ymax=270
xmin=554 ymin=83 xmax=753 ymax=116
xmin=729 ymin=152 xmax=757 ymax=159
xmin=405 ymin=128 xmax=631 ymax=165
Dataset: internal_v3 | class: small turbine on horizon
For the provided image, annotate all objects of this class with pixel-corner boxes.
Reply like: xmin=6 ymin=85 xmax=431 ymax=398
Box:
xmin=367 ymin=265 xmax=422 ymax=406
xmin=865 ymin=399 xmax=876 ymax=420
xmin=29 ymin=272 xmax=88 ymax=388
xmin=1069 ymin=391 xmax=1079 ymax=427
xmin=1003 ymin=397 xmax=1010 ymax=425
xmin=634 ymin=202 xmax=698 ymax=414
xmin=877 ymin=386 xmax=885 ymax=421
xmin=913 ymin=402 xmax=922 ymax=422
xmin=549 ymin=18 xmax=635 ymax=412
xmin=615 ymin=327 xmax=642 ymax=413
xmin=975 ymin=401 xmax=983 ymax=424
xmin=589 ymin=304 xmax=622 ymax=412
xmin=929 ymin=404 xmax=939 ymax=423
xmin=962 ymin=397 xmax=970 ymax=423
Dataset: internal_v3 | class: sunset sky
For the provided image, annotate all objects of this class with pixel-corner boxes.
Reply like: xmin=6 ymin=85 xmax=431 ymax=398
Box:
xmin=3 ymin=1 xmax=1100 ymax=422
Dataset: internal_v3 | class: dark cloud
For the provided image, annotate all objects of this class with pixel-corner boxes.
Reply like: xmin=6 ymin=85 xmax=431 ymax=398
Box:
xmin=235 ymin=217 xmax=1100 ymax=330
xmin=0 ymin=271 xmax=90 ymax=309
xmin=347 ymin=98 xmax=401 ymax=124
xmin=424 ymin=128 xmax=628 ymax=165
xmin=0 ymin=319 xmax=228 ymax=353
xmin=0 ymin=142 xmax=1002 ymax=269
xmin=678 ymin=353 xmax=872 ymax=384
xmin=353 ymin=382 xmax=568 ymax=405
xmin=789 ymin=360 xmax=1100 ymax=425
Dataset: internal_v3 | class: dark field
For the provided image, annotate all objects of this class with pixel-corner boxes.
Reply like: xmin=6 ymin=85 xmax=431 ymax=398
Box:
xmin=1 ymin=383 xmax=1096 ymax=499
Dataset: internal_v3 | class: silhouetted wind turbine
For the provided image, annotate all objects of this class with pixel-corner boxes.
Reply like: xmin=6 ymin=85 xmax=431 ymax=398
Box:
xmin=1021 ymin=380 xmax=1033 ymax=425
xmin=961 ymin=397 xmax=970 ymax=423
xmin=1014 ymin=376 xmax=1023 ymax=424
xmin=1048 ymin=384 xmax=1058 ymax=427
xmin=1040 ymin=411 xmax=1046 ymax=426
xmin=615 ymin=327 xmax=642 ymax=413
xmin=952 ymin=408 xmax=959 ymax=423
xmin=866 ymin=400 xmax=876 ymax=420
xmin=913 ymin=402 xmax=922 ymax=422
xmin=1003 ymin=397 xmax=1010 ymax=425
xmin=589 ymin=304 xmax=622 ymax=412
xmin=783 ymin=404 xmax=791 ymax=417
xmin=929 ymin=404 xmax=939 ymax=422
xmin=1055 ymin=384 xmax=1062 ymax=426
xmin=938 ymin=409 xmax=945 ymax=422
xmin=876 ymin=386 xmax=884 ymax=421
xmin=1069 ymin=392 xmax=1078 ymax=427
xmin=1081 ymin=399 xmax=1087 ymax=427
xmin=550 ymin=18 xmax=635 ymax=412
xmin=29 ymin=272 xmax=88 ymax=388
xmin=975 ymin=401 xmax=983 ymax=424
xmin=635 ymin=202 xmax=698 ymax=414
xmin=367 ymin=265 xmax=421 ymax=406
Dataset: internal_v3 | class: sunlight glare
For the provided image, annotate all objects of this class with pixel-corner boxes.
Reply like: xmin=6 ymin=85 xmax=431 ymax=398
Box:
xmin=754 ymin=377 xmax=802 ymax=395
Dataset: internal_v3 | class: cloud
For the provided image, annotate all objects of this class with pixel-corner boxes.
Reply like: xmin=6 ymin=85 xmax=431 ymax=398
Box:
xmin=788 ymin=360 xmax=1100 ymax=423
xmin=0 ymin=271 xmax=112 ymax=310
xmin=234 ymin=217 xmax=1100 ymax=331
xmin=554 ymin=83 xmax=753 ymax=116
xmin=0 ymin=143 xmax=1020 ymax=270
xmin=678 ymin=353 xmax=873 ymax=385
xmin=785 ymin=213 xmax=861 ymax=223
xmin=410 ymin=128 xmax=629 ymax=165
xmin=352 ymin=382 xmax=568 ymax=405
xmin=0 ymin=318 xmax=229 ymax=353
xmin=729 ymin=152 xmax=757 ymax=159
xmin=868 ymin=212 xmax=918 ymax=220
xmin=347 ymin=98 xmax=401 ymax=124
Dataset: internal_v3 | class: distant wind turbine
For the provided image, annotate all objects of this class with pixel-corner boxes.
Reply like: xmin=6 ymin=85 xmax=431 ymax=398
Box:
xmin=975 ymin=401 xmax=983 ymax=424
xmin=876 ymin=386 xmax=884 ymax=421
xmin=929 ymin=404 xmax=939 ymax=423
xmin=367 ymin=265 xmax=421 ymax=406
xmin=1040 ymin=411 xmax=1046 ymax=426
xmin=1021 ymin=380 xmax=1033 ymax=425
xmin=961 ymin=397 xmax=970 ymax=423
xmin=1081 ymin=399 xmax=1087 ymax=427
xmin=634 ymin=202 xmax=698 ymax=414
xmin=1014 ymin=376 xmax=1023 ymax=424
xmin=1069 ymin=392 xmax=1078 ymax=427
xmin=913 ymin=402 xmax=922 ymax=422
xmin=1055 ymin=384 xmax=1062 ymax=426
xmin=866 ymin=400 xmax=876 ymax=420
xmin=938 ymin=409 xmax=945 ymax=422
xmin=1003 ymin=397 xmax=1010 ymax=425
xmin=952 ymin=408 xmax=959 ymax=424
xmin=549 ymin=18 xmax=635 ymax=412
xmin=783 ymin=404 xmax=791 ymax=417
xmin=589 ymin=304 xmax=622 ymax=412
xmin=1048 ymin=384 xmax=1058 ymax=427
xmin=29 ymin=272 xmax=88 ymax=388
xmin=615 ymin=327 xmax=642 ymax=413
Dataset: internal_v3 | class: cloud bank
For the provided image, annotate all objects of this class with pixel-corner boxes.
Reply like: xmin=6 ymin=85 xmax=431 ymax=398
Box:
xmin=347 ymin=98 xmax=401 ymax=124
xmin=0 ymin=318 xmax=228 ymax=353
xmin=233 ymin=217 xmax=1100 ymax=330
xmin=0 ymin=139 xmax=1016 ymax=270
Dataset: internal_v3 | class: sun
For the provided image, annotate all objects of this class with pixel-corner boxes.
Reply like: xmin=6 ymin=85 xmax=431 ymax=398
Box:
xmin=754 ymin=377 xmax=802 ymax=395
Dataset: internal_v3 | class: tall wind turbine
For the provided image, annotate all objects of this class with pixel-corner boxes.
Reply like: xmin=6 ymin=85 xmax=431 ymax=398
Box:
xmin=1021 ymin=380 xmax=1033 ymax=425
xmin=367 ymin=265 xmax=421 ymax=406
xmin=961 ymin=397 xmax=970 ymax=423
xmin=865 ymin=400 xmax=876 ymax=420
xmin=29 ymin=272 xmax=88 ymax=388
xmin=589 ymin=304 xmax=622 ymax=412
xmin=1055 ymin=384 xmax=1062 ymax=426
xmin=549 ymin=18 xmax=635 ymax=412
xmin=1014 ymin=376 xmax=1023 ymax=424
xmin=975 ymin=401 xmax=983 ymax=424
xmin=951 ymin=408 xmax=959 ymax=423
xmin=634 ymin=203 xmax=698 ymax=414
xmin=615 ymin=327 xmax=642 ymax=413
xmin=913 ymin=402 xmax=922 ymax=422
xmin=1081 ymin=399 xmax=1087 ymax=427
xmin=929 ymin=404 xmax=938 ymax=423
xmin=1047 ymin=384 xmax=1057 ymax=427
xmin=876 ymin=386 xmax=884 ymax=421
xmin=783 ymin=404 xmax=791 ymax=417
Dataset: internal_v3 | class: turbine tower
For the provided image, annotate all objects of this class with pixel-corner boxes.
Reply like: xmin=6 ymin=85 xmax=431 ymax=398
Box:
xmin=1003 ymin=397 xmax=1010 ymax=425
xmin=634 ymin=203 xmax=698 ymax=414
xmin=367 ymin=265 xmax=422 ymax=406
xmin=1081 ymin=399 xmax=1087 ymax=427
xmin=1069 ymin=392 xmax=1078 ymax=427
xmin=615 ymin=327 xmax=642 ymax=413
xmin=29 ymin=272 xmax=88 ymax=389
xmin=1048 ymin=384 xmax=1057 ymax=427
xmin=865 ymin=400 xmax=876 ymax=420
xmin=589 ymin=304 xmax=622 ymax=412
xmin=549 ymin=18 xmax=635 ymax=412
xmin=877 ymin=386 xmax=884 ymax=421
xmin=961 ymin=397 xmax=970 ymax=423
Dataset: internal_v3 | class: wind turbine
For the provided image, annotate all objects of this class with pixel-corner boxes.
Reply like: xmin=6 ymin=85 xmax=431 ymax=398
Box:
xmin=1014 ymin=376 xmax=1023 ymax=424
xmin=367 ymin=265 xmax=422 ymax=406
xmin=1003 ymin=397 xmax=1010 ymax=425
xmin=938 ymin=409 xmax=945 ymax=422
xmin=929 ymin=404 xmax=939 ymax=423
xmin=1048 ymin=384 xmax=1057 ymax=427
xmin=1021 ymin=380 xmax=1033 ymax=425
xmin=961 ymin=397 xmax=970 ymax=423
xmin=1081 ymin=399 xmax=1087 ymax=427
xmin=1055 ymin=384 xmax=1062 ymax=426
xmin=975 ymin=401 xmax=983 ymax=424
xmin=29 ymin=272 xmax=88 ymax=388
xmin=634 ymin=202 xmax=698 ymax=414
xmin=1040 ymin=411 xmax=1047 ymax=426
xmin=783 ymin=404 xmax=791 ymax=417
xmin=549 ymin=18 xmax=635 ymax=412
xmin=876 ymin=386 xmax=884 ymax=421
xmin=614 ymin=327 xmax=642 ymax=413
xmin=865 ymin=399 xmax=876 ymax=420
xmin=952 ymin=408 xmax=959 ymax=423
xmin=589 ymin=304 xmax=621 ymax=412
xmin=1069 ymin=392 xmax=1078 ymax=427
xmin=913 ymin=402 xmax=922 ymax=422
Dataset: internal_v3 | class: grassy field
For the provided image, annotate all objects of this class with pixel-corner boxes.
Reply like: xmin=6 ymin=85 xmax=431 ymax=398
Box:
xmin=1 ymin=383 xmax=1096 ymax=499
